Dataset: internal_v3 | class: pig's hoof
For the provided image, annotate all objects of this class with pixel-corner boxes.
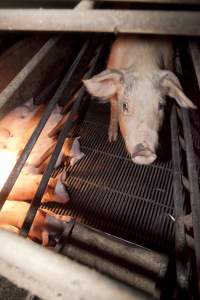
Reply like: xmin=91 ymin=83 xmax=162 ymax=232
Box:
xmin=108 ymin=127 xmax=118 ymax=142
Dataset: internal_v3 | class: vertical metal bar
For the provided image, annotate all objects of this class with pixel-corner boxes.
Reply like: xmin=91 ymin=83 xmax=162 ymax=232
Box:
xmin=20 ymin=45 xmax=103 ymax=237
xmin=188 ymin=40 xmax=200 ymax=89
xmin=182 ymin=108 xmax=200 ymax=294
xmin=170 ymin=105 xmax=188 ymax=290
xmin=0 ymin=41 xmax=89 ymax=210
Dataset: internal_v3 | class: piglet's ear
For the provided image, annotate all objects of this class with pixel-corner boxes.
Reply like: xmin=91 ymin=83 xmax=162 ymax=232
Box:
xmin=160 ymin=71 xmax=196 ymax=109
xmin=83 ymin=69 xmax=123 ymax=99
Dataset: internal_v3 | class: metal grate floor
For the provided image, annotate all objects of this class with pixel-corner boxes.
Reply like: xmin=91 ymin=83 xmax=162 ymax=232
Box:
xmin=43 ymin=102 xmax=175 ymax=254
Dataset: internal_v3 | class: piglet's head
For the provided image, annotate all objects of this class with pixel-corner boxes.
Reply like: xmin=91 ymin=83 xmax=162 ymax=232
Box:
xmin=83 ymin=69 xmax=196 ymax=165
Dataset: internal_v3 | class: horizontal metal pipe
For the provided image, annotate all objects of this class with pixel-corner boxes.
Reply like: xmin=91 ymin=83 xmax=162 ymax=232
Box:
xmin=70 ymin=223 xmax=168 ymax=277
xmin=0 ymin=9 xmax=200 ymax=35
xmin=0 ymin=229 xmax=138 ymax=300
xmin=20 ymin=45 xmax=103 ymax=237
xmin=93 ymin=0 xmax=200 ymax=3
xmin=62 ymin=243 xmax=160 ymax=298
xmin=0 ymin=40 xmax=89 ymax=210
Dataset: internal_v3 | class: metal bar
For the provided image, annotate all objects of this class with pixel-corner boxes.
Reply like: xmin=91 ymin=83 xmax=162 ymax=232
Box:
xmin=93 ymin=0 xmax=200 ymax=3
xmin=0 ymin=9 xmax=200 ymax=35
xmin=0 ymin=36 xmax=60 ymax=115
xmin=170 ymin=105 xmax=188 ymax=290
xmin=75 ymin=0 xmax=94 ymax=9
xmin=61 ymin=243 xmax=161 ymax=298
xmin=188 ymin=40 xmax=200 ymax=98
xmin=0 ymin=229 xmax=138 ymax=300
xmin=182 ymin=108 xmax=200 ymax=294
xmin=66 ymin=223 xmax=168 ymax=277
xmin=20 ymin=44 xmax=103 ymax=237
xmin=0 ymin=41 xmax=89 ymax=210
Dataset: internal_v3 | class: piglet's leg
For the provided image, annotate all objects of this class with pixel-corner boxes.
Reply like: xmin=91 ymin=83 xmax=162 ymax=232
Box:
xmin=109 ymin=97 xmax=118 ymax=142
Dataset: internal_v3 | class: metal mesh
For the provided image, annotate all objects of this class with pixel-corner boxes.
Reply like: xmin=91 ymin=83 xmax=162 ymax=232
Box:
xmin=43 ymin=102 xmax=175 ymax=253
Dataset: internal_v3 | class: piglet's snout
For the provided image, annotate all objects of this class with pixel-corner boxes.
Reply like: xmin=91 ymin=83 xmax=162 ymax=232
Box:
xmin=132 ymin=142 xmax=157 ymax=165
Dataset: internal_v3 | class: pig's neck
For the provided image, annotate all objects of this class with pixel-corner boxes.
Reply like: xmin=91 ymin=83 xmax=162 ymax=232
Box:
xmin=128 ymin=44 xmax=164 ymax=73
xmin=131 ymin=55 xmax=163 ymax=74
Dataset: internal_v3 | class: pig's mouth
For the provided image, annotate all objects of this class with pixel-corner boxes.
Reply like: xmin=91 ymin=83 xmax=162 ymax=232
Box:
xmin=131 ymin=148 xmax=157 ymax=165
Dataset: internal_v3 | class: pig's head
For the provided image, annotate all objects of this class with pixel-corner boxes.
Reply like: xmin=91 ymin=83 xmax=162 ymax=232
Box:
xmin=83 ymin=69 xmax=196 ymax=165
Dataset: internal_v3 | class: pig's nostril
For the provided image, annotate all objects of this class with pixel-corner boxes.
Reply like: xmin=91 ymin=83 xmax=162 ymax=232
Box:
xmin=134 ymin=143 xmax=145 ymax=152
xmin=132 ymin=143 xmax=155 ymax=160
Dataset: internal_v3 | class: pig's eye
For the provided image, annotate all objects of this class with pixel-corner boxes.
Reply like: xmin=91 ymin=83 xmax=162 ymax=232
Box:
xmin=158 ymin=102 xmax=165 ymax=111
xmin=122 ymin=102 xmax=129 ymax=113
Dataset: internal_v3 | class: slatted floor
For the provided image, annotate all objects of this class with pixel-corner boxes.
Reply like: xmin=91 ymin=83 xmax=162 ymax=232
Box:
xmin=43 ymin=102 xmax=175 ymax=254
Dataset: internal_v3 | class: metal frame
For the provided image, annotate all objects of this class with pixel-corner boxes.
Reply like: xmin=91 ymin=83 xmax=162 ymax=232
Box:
xmin=0 ymin=6 xmax=200 ymax=35
xmin=170 ymin=105 xmax=189 ymax=292
xmin=0 ymin=39 xmax=89 ymax=210
xmin=0 ymin=228 xmax=140 ymax=300
xmin=187 ymin=39 xmax=200 ymax=294
xmin=20 ymin=44 xmax=104 ymax=236
xmin=182 ymin=108 xmax=200 ymax=293
xmin=170 ymin=41 xmax=200 ymax=296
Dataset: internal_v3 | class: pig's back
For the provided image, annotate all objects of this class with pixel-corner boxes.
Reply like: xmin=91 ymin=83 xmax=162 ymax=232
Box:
xmin=107 ymin=35 xmax=173 ymax=71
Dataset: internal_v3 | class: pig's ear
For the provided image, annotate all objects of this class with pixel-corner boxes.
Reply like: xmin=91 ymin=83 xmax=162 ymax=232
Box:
xmin=160 ymin=71 xmax=196 ymax=109
xmin=83 ymin=69 xmax=123 ymax=99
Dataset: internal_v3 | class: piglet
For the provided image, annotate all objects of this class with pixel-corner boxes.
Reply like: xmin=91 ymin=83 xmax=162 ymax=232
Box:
xmin=0 ymin=201 xmax=71 ymax=246
xmin=8 ymin=173 xmax=70 ymax=204
xmin=0 ymin=99 xmax=41 ymax=151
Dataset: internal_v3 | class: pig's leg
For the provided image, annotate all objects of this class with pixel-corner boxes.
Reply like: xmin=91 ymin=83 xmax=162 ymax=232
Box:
xmin=108 ymin=97 xmax=118 ymax=142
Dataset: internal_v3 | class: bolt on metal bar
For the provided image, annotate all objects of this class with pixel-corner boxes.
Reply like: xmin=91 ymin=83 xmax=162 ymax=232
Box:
xmin=20 ymin=44 xmax=103 ymax=237
xmin=182 ymin=108 xmax=200 ymax=295
xmin=0 ymin=36 xmax=61 ymax=116
xmin=170 ymin=105 xmax=189 ymax=290
xmin=0 ymin=40 xmax=89 ymax=210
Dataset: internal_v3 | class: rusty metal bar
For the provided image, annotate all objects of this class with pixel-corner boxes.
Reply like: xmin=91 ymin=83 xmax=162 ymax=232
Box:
xmin=20 ymin=44 xmax=103 ymax=237
xmin=59 ymin=222 xmax=168 ymax=278
xmin=0 ymin=9 xmax=200 ymax=35
xmin=182 ymin=108 xmax=200 ymax=294
xmin=170 ymin=105 xmax=189 ymax=291
xmin=0 ymin=41 xmax=89 ymax=210
xmin=63 ymin=244 xmax=160 ymax=298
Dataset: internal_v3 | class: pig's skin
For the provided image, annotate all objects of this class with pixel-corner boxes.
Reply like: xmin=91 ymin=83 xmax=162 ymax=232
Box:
xmin=0 ymin=201 xmax=71 ymax=246
xmin=26 ymin=105 xmax=63 ymax=168
xmin=0 ymin=102 xmax=73 ymax=205
xmin=8 ymin=174 xmax=70 ymax=204
xmin=0 ymin=102 xmax=64 ymax=171
xmin=0 ymin=99 xmax=41 ymax=151
xmin=84 ymin=35 xmax=196 ymax=165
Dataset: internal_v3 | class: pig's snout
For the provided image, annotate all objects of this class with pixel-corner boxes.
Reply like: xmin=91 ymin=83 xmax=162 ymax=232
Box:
xmin=131 ymin=142 xmax=157 ymax=165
